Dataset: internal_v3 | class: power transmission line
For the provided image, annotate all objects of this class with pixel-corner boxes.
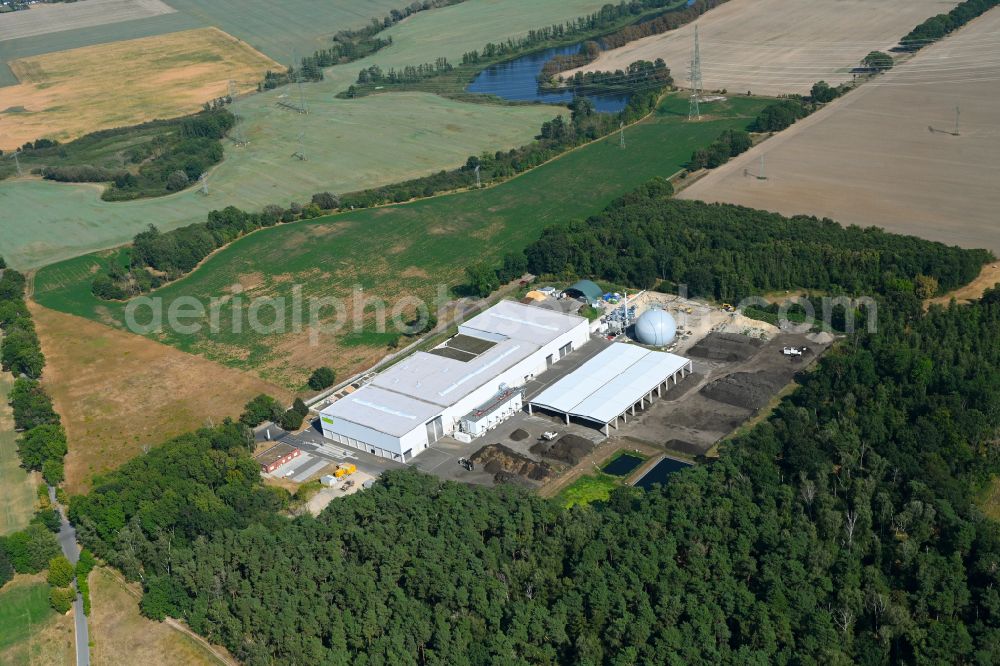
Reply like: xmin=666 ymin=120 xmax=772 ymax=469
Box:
xmin=228 ymin=80 xmax=249 ymax=147
xmin=689 ymin=25 xmax=702 ymax=121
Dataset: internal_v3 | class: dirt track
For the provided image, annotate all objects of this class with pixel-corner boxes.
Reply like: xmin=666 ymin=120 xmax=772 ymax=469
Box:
xmin=565 ymin=0 xmax=957 ymax=96
xmin=679 ymin=8 xmax=1000 ymax=255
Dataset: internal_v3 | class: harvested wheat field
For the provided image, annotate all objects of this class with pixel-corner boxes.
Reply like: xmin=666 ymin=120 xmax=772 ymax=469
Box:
xmin=566 ymin=0 xmax=958 ymax=96
xmin=0 ymin=0 xmax=175 ymax=42
xmin=29 ymin=302 xmax=291 ymax=493
xmin=0 ymin=26 xmax=278 ymax=149
xmin=679 ymin=8 xmax=1000 ymax=255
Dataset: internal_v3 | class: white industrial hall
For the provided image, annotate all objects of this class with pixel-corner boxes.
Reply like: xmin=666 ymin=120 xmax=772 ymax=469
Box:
xmin=528 ymin=343 xmax=693 ymax=435
xmin=320 ymin=300 xmax=590 ymax=462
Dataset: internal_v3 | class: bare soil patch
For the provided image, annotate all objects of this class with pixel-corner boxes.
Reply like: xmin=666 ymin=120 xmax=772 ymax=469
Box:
xmin=509 ymin=428 xmax=530 ymax=442
xmin=532 ymin=433 xmax=597 ymax=465
xmin=566 ymin=0 xmax=957 ymax=96
xmin=700 ymin=369 xmax=787 ymax=411
xmin=688 ymin=332 xmax=762 ymax=362
xmin=679 ymin=9 xmax=1000 ymax=255
xmin=624 ymin=331 xmax=830 ymax=454
xmin=30 ymin=302 xmax=290 ymax=493
xmin=0 ymin=27 xmax=278 ymax=149
xmin=471 ymin=443 xmax=553 ymax=482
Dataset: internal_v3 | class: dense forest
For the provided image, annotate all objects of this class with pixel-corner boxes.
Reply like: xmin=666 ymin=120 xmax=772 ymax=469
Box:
xmin=68 ymin=257 xmax=1000 ymax=663
xmin=519 ymin=181 xmax=990 ymax=300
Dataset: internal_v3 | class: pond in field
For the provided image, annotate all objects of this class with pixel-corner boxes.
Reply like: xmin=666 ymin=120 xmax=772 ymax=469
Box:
xmin=635 ymin=457 xmax=692 ymax=490
xmin=602 ymin=453 xmax=644 ymax=476
xmin=466 ymin=43 xmax=630 ymax=112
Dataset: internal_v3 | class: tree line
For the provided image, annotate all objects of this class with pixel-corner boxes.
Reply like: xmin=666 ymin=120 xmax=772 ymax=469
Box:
xmin=460 ymin=0 xmax=711 ymax=67
xmin=540 ymin=0 xmax=733 ymax=82
xmin=64 ymin=269 xmax=1000 ymax=662
xmin=0 ymin=261 xmax=80 ymax=616
xmin=899 ymin=0 xmax=999 ymax=50
xmin=357 ymin=57 xmax=453 ymax=85
xmin=545 ymin=58 xmax=673 ymax=95
xmin=12 ymin=109 xmax=235 ymax=201
xmin=90 ymin=193 xmax=339 ymax=300
xmin=518 ymin=178 xmax=990 ymax=301
xmin=260 ymin=0 xmax=472 ymax=90
xmin=688 ymin=127 xmax=752 ymax=170
xmin=0 ymin=264 xmax=68 ymax=486
xmin=0 ymin=486 xmax=95 ymax=614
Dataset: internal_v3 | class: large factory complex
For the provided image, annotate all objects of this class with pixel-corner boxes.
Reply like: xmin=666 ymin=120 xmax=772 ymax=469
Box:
xmin=319 ymin=299 xmax=693 ymax=463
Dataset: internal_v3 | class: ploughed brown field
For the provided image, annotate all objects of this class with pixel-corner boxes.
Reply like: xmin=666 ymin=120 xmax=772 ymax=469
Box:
xmin=678 ymin=7 xmax=1000 ymax=256
xmin=564 ymin=0 xmax=959 ymax=96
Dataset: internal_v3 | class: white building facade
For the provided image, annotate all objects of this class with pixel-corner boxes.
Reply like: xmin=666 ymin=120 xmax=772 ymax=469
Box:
xmin=320 ymin=301 xmax=590 ymax=462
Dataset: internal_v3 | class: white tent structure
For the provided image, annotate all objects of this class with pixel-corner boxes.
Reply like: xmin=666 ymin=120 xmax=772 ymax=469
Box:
xmin=529 ymin=343 xmax=692 ymax=434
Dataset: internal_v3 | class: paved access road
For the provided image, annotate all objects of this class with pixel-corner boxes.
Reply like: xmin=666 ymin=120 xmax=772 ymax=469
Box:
xmin=49 ymin=486 xmax=90 ymax=666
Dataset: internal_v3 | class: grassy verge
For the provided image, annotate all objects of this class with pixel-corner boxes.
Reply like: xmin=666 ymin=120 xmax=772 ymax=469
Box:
xmin=0 ymin=575 xmax=74 ymax=665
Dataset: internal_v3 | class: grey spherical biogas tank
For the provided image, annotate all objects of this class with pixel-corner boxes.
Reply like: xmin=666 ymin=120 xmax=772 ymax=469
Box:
xmin=634 ymin=309 xmax=677 ymax=347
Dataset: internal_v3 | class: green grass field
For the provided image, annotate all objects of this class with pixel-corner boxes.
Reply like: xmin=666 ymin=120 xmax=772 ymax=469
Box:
xmin=0 ymin=579 xmax=54 ymax=652
xmin=34 ymin=94 xmax=771 ymax=388
xmin=0 ymin=368 xmax=35 ymax=536
xmin=0 ymin=94 xmax=556 ymax=269
xmin=1 ymin=0 xmax=626 ymax=270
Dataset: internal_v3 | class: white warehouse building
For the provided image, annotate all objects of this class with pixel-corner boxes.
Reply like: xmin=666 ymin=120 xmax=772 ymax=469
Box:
xmin=319 ymin=301 xmax=590 ymax=462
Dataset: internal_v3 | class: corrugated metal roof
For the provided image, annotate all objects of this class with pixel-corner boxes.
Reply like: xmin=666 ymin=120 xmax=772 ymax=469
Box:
xmin=460 ymin=300 xmax=586 ymax=346
xmin=320 ymin=301 xmax=589 ymax=438
xmin=530 ymin=343 xmax=691 ymax=425
xmin=320 ymin=385 xmax=441 ymax=437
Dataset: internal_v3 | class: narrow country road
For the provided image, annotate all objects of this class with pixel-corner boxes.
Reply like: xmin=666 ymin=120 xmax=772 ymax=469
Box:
xmin=49 ymin=486 xmax=91 ymax=666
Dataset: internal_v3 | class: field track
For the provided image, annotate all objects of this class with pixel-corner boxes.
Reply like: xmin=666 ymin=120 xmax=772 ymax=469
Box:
xmin=679 ymin=7 xmax=1000 ymax=255
xmin=566 ymin=0 xmax=961 ymax=96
